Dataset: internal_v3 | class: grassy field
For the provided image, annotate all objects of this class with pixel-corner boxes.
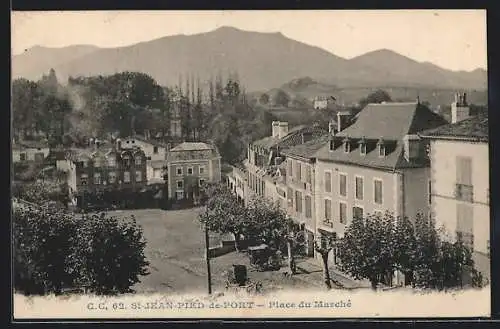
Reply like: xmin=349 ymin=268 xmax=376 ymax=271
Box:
xmin=109 ymin=208 xmax=320 ymax=295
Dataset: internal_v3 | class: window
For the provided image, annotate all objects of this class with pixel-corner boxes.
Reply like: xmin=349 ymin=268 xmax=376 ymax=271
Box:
xmin=94 ymin=157 xmax=103 ymax=168
xmin=176 ymin=167 xmax=183 ymax=176
xmin=187 ymin=167 xmax=193 ymax=175
xmin=339 ymin=174 xmax=347 ymax=197
xmin=34 ymin=152 xmax=44 ymax=162
xmin=135 ymin=156 xmax=142 ymax=166
xmin=324 ymin=171 xmax=332 ymax=193
xmin=153 ymin=146 xmax=158 ymax=154
xmin=355 ymin=176 xmax=364 ymax=200
xmin=287 ymin=160 xmax=293 ymax=178
xmin=343 ymin=140 xmax=350 ymax=153
xmin=135 ymin=171 xmax=142 ymax=182
xmin=199 ymin=166 xmax=205 ymax=175
xmin=123 ymin=171 xmax=131 ymax=183
xmin=287 ymin=187 xmax=293 ymax=206
xmin=80 ymin=174 xmax=88 ymax=185
xmin=296 ymin=162 xmax=302 ymax=181
xmin=176 ymin=191 xmax=184 ymax=200
xmin=94 ymin=172 xmax=101 ymax=185
xmin=295 ymin=191 xmax=303 ymax=213
xmin=177 ymin=180 xmax=184 ymax=189
xmin=374 ymin=179 xmax=383 ymax=204
xmin=305 ymin=165 xmax=312 ymax=184
xmin=108 ymin=156 xmax=116 ymax=167
xmin=353 ymin=206 xmax=364 ymax=219
xmin=339 ymin=202 xmax=347 ymax=224
xmin=455 ymin=156 xmax=473 ymax=202
xmin=122 ymin=156 xmax=131 ymax=167
xmin=305 ymin=196 xmax=312 ymax=218
xmin=19 ymin=153 xmax=27 ymax=161
xmin=456 ymin=203 xmax=474 ymax=250
xmin=108 ymin=171 xmax=117 ymax=183
xmin=360 ymin=143 xmax=366 ymax=155
xmin=378 ymin=144 xmax=386 ymax=157
xmin=324 ymin=199 xmax=332 ymax=221
xmin=199 ymin=179 xmax=205 ymax=186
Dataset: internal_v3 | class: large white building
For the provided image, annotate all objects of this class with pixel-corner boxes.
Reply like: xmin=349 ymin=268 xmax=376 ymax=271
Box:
xmin=419 ymin=95 xmax=489 ymax=282
xmin=311 ymin=101 xmax=448 ymax=285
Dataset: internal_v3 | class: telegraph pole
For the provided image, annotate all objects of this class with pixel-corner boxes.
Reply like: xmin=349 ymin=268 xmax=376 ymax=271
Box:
xmin=204 ymin=223 xmax=212 ymax=294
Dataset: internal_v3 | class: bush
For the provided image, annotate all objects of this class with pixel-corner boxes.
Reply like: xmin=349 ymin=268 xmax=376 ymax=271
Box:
xmin=13 ymin=206 xmax=149 ymax=295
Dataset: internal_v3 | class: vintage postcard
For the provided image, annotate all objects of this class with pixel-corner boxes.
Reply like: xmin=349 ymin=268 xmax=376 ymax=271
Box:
xmin=11 ymin=10 xmax=490 ymax=320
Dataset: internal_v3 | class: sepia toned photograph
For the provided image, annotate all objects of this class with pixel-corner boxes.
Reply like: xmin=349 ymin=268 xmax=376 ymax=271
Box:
xmin=11 ymin=10 xmax=490 ymax=319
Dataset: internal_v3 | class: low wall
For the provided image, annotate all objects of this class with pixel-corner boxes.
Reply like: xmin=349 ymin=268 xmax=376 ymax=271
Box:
xmin=209 ymin=240 xmax=236 ymax=258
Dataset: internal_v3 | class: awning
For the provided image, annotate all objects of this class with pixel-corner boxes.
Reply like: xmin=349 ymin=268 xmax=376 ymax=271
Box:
xmin=317 ymin=229 xmax=337 ymax=239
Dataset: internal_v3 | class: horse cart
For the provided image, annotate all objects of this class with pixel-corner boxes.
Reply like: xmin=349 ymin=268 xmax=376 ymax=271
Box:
xmin=247 ymin=244 xmax=282 ymax=271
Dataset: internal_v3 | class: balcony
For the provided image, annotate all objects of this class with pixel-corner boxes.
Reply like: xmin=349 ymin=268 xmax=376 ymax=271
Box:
xmin=454 ymin=183 xmax=474 ymax=203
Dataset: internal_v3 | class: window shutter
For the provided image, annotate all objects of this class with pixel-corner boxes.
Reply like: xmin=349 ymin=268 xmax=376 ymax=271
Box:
xmin=456 ymin=156 xmax=472 ymax=185
xmin=456 ymin=203 xmax=473 ymax=233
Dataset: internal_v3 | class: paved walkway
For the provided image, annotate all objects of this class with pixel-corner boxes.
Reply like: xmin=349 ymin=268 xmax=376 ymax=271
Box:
xmin=294 ymin=257 xmax=372 ymax=290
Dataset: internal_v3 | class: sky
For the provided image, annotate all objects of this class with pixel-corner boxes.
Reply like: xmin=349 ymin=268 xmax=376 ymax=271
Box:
xmin=11 ymin=10 xmax=487 ymax=72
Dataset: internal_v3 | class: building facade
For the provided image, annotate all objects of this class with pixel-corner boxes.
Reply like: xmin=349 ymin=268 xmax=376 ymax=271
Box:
xmin=12 ymin=140 xmax=50 ymax=163
xmin=60 ymin=139 xmax=148 ymax=206
xmin=166 ymin=142 xmax=222 ymax=201
xmin=312 ymin=101 xmax=448 ymax=284
xmin=419 ymin=103 xmax=489 ymax=282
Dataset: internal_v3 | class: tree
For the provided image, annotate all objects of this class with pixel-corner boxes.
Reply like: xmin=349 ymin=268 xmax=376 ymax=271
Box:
xmin=13 ymin=206 xmax=150 ymax=295
xmin=338 ymin=211 xmax=485 ymax=291
xmin=273 ymin=89 xmax=290 ymax=107
xmin=338 ymin=212 xmax=397 ymax=290
xmin=244 ymin=196 xmax=304 ymax=274
xmin=71 ymin=213 xmax=149 ymax=294
xmin=358 ymin=89 xmax=392 ymax=108
xmin=198 ymin=183 xmax=248 ymax=251
xmin=314 ymin=235 xmax=336 ymax=289
xmin=259 ymin=93 xmax=270 ymax=105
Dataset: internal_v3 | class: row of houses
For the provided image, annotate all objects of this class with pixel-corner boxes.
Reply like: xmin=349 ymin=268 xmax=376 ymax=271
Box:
xmin=51 ymin=136 xmax=222 ymax=207
xmin=227 ymin=93 xmax=490 ymax=284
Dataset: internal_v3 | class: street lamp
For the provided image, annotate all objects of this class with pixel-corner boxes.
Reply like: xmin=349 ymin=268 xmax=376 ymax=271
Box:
xmin=204 ymin=222 xmax=212 ymax=295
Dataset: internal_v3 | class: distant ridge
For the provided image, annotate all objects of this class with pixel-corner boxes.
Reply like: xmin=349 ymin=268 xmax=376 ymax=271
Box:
xmin=12 ymin=26 xmax=487 ymax=91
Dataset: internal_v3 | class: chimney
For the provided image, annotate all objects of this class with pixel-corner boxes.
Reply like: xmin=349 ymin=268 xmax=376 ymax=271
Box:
xmin=403 ymin=134 xmax=421 ymax=162
xmin=278 ymin=122 xmax=289 ymax=139
xmin=451 ymin=91 xmax=470 ymax=123
xmin=272 ymin=121 xmax=280 ymax=138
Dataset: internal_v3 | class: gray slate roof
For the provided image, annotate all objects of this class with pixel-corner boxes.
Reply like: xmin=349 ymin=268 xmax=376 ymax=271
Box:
xmin=169 ymin=142 xmax=215 ymax=152
xmin=419 ymin=113 xmax=488 ymax=142
xmin=251 ymin=125 xmax=327 ymax=150
xmin=313 ymin=102 xmax=448 ymax=170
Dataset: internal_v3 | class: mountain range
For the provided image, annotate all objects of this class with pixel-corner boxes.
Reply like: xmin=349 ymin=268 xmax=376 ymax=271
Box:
xmin=12 ymin=26 xmax=487 ymax=92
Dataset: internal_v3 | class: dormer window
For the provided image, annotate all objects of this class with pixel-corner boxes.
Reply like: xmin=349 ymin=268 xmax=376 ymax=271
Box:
xmin=343 ymin=138 xmax=351 ymax=153
xmin=358 ymin=138 xmax=367 ymax=156
xmin=377 ymin=138 xmax=386 ymax=157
